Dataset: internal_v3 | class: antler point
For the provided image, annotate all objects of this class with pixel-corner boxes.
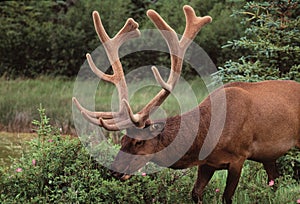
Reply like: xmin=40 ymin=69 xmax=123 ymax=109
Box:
xmin=72 ymin=97 xmax=79 ymax=105
xmin=183 ymin=5 xmax=192 ymax=10
xmin=127 ymin=18 xmax=139 ymax=28
xmin=183 ymin=5 xmax=195 ymax=15
xmin=92 ymin=11 xmax=99 ymax=18
xmin=146 ymin=9 xmax=157 ymax=17
xmin=206 ymin=16 xmax=213 ymax=23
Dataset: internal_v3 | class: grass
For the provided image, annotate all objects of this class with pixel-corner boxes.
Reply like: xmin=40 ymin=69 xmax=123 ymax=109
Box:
xmin=0 ymin=77 xmax=74 ymax=133
xmin=0 ymin=132 xmax=35 ymax=166
xmin=202 ymin=161 xmax=300 ymax=203
xmin=0 ymin=76 xmax=209 ymax=133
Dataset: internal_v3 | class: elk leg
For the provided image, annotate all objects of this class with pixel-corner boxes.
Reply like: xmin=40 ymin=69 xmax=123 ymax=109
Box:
xmin=263 ymin=161 xmax=280 ymax=183
xmin=192 ymin=164 xmax=216 ymax=204
xmin=222 ymin=158 xmax=245 ymax=204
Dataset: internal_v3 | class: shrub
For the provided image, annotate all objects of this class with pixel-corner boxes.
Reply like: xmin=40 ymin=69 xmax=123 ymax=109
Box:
xmin=277 ymin=147 xmax=300 ymax=181
xmin=0 ymin=106 xmax=197 ymax=203
xmin=216 ymin=0 xmax=300 ymax=83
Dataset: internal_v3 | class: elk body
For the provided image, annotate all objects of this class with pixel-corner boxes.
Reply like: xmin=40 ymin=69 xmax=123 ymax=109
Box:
xmin=73 ymin=5 xmax=300 ymax=204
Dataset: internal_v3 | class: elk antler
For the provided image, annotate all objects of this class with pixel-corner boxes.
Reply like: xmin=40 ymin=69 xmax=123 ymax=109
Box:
xmin=73 ymin=11 xmax=141 ymax=130
xmin=129 ymin=5 xmax=212 ymax=127
xmin=73 ymin=5 xmax=212 ymax=130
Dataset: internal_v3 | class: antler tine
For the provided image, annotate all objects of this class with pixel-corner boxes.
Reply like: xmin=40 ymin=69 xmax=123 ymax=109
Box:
xmin=100 ymin=118 xmax=137 ymax=131
xmin=73 ymin=10 xmax=141 ymax=131
xmin=125 ymin=5 xmax=212 ymax=128
xmin=92 ymin=11 xmax=140 ymax=46
xmin=81 ymin=110 xmax=102 ymax=126
xmin=180 ymin=5 xmax=212 ymax=49
xmin=72 ymin=97 xmax=114 ymax=119
xmin=91 ymin=11 xmax=140 ymax=103
xmin=151 ymin=66 xmax=172 ymax=92
xmin=92 ymin=11 xmax=140 ymax=65
xmin=96 ymin=99 xmax=140 ymax=128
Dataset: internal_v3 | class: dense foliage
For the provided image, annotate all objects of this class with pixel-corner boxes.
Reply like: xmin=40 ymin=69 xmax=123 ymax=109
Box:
xmin=0 ymin=107 xmax=200 ymax=203
xmin=0 ymin=0 xmax=128 ymax=78
xmin=0 ymin=0 xmax=244 ymax=78
xmin=216 ymin=0 xmax=300 ymax=82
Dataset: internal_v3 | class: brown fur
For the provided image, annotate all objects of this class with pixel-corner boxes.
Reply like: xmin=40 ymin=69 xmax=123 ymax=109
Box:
xmin=111 ymin=80 xmax=300 ymax=204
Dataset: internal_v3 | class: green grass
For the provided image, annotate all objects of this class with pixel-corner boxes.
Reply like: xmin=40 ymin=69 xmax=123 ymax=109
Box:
xmin=203 ymin=161 xmax=300 ymax=204
xmin=0 ymin=77 xmax=74 ymax=133
xmin=0 ymin=132 xmax=35 ymax=166
xmin=0 ymin=76 xmax=209 ymax=133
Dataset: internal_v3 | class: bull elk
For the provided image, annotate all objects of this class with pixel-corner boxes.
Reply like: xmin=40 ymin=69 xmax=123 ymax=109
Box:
xmin=73 ymin=5 xmax=300 ymax=204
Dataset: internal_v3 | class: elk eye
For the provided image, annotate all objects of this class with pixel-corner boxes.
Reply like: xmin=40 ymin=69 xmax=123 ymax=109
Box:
xmin=150 ymin=123 xmax=164 ymax=132
xmin=135 ymin=140 xmax=145 ymax=146
xmin=153 ymin=124 xmax=159 ymax=129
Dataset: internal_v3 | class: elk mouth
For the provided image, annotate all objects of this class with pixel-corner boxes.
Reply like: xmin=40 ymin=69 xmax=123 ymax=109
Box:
xmin=110 ymin=170 xmax=132 ymax=181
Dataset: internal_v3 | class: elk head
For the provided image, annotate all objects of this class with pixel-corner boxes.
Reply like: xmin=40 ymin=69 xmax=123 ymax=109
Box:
xmin=73 ymin=5 xmax=212 ymax=181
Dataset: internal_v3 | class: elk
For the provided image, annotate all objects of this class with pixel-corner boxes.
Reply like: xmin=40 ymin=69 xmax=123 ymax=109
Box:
xmin=73 ymin=5 xmax=300 ymax=204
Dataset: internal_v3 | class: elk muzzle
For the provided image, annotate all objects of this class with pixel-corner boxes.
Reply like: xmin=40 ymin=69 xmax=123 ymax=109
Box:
xmin=110 ymin=170 xmax=132 ymax=181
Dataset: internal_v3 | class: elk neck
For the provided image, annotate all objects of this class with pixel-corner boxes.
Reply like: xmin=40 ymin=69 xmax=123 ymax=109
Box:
xmin=151 ymin=103 xmax=211 ymax=169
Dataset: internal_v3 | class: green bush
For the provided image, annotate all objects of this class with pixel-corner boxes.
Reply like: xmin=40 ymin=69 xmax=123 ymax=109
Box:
xmin=0 ymin=106 xmax=198 ymax=203
xmin=277 ymin=147 xmax=300 ymax=181
xmin=216 ymin=0 xmax=300 ymax=83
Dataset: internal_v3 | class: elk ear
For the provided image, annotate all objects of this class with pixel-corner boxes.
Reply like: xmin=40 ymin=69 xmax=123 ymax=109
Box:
xmin=149 ymin=122 xmax=165 ymax=135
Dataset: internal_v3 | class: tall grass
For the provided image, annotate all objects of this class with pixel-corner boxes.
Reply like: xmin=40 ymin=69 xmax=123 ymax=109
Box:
xmin=0 ymin=77 xmax=74 ymax=132
xmin=0 ymin=77 xmax=208 ymax=133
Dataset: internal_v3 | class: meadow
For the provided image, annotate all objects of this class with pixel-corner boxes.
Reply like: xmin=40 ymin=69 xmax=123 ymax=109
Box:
xmin=0 ymin=132 xmax=34 ymax=166
xmin=0 ymin=77 xmax=74 ymax=133
xmin=0 ymin=75 xmax=211 ymax=132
